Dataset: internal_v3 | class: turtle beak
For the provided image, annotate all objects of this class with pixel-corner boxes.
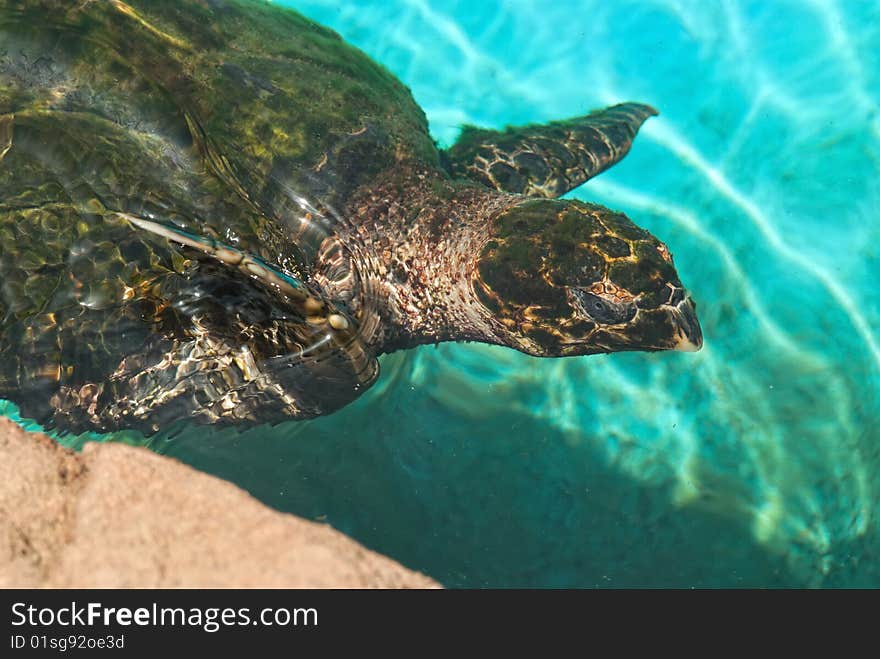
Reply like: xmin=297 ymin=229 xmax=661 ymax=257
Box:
xmin=672 ymin=296 xmax=703 ymax=352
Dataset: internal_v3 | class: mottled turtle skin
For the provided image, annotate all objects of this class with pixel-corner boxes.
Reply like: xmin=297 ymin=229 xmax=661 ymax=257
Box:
xmin=0 ymin=0 xmax=702 ymax=434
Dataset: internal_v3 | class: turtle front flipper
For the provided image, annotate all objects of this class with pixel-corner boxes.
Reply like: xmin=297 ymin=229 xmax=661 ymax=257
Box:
xmin=0 ymin=202 xmax=377 ymax=434
xmin=0 ymin=217 xmax=378 ymax=435
xmin=0 ymin=110 xmax=378 ymax=435
xmin=444 ymin=102 xmax=657 ymax=198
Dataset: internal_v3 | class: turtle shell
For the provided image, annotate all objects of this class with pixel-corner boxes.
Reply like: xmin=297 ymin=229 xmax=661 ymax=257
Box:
xmin=0 ymin=0 xmax=437 ymax=433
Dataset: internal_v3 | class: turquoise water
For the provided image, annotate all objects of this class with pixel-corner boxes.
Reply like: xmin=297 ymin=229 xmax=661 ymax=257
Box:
xmin=5 ymin=0 xmax=880 ymax=586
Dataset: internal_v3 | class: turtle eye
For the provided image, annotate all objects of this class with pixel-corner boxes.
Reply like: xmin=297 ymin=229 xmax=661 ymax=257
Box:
xmin=568 ymin=289 xmax=636 ymax=325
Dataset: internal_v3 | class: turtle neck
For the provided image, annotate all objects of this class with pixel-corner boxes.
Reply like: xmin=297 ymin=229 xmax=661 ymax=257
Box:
xmin=327 ymin=163 xmax=522 ymax=355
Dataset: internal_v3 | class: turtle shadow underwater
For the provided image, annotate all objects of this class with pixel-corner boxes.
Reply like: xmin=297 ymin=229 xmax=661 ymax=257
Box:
xmin=28 ymin=338 xmax=877 ymax=588
xmin=146 ymin=349 xmax=803 ymax=588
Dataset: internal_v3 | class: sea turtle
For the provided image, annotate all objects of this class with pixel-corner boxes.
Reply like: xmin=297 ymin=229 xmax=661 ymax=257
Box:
xmin=0 ymin=0 xmax=702 ymax=435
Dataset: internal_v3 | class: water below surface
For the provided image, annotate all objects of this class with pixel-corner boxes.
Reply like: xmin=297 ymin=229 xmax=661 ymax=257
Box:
xmin=5 ymin=0 xmax=880 ymax=586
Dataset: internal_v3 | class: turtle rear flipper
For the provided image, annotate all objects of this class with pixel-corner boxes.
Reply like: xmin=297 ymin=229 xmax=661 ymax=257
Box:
xmin=444 ymin=102 xmax=657 ymax=198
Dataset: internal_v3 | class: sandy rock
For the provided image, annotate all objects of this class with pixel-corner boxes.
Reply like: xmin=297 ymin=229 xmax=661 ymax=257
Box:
xmin=0 ymin=418 xmax=437 ymax=588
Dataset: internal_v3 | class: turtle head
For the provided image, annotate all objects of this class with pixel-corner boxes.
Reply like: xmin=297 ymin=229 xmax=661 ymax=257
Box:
xmin=473 ymin=198 xmax=702 ymax=356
